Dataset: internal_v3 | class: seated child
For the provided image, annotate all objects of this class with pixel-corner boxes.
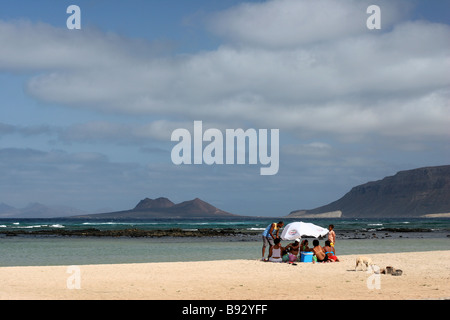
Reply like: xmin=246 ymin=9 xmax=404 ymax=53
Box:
xmin=284 ymin=239 xmax=300 ymax=263
xmin=323 ymin=240 xmax=339 ymax=262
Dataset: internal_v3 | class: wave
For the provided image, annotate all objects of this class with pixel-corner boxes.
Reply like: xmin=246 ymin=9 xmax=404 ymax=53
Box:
xmin=0 ymin=217 xmax=448 ymax=235
xmin=83 ymin=222 xmax=132 ymax=225
xmin=0 ymin=223 xmax=64 ymax=229
xmin=247 ymin=227 xmax=265 ymax=231
xmin=18 ymin=225 xmax=48 ymax=229
xmin=82 ymin=221 xmax=161 ymax=226
xmin=50 ymin=224 xmax=65 ymax=228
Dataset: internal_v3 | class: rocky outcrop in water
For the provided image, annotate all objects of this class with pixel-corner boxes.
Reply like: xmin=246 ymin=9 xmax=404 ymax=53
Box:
xmin=0 ymin=228 xmax=240 ymax=238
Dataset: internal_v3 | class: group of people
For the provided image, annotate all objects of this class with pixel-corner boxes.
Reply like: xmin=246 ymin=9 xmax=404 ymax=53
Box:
xmin=261 ymin=221 xmax=339 ymax=263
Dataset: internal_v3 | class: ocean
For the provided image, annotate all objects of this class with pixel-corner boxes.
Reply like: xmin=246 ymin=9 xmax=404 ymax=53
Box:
xmin=0 ymin=217 xmax=449 ymax=267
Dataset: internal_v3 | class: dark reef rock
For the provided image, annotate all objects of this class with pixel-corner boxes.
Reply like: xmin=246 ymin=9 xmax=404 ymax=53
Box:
xmin=0 ymin=228 xmax=240 ymax=238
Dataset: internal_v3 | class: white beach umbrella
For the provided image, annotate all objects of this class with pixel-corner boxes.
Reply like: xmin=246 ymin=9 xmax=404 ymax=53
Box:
xmin=281 ymin=222 xmax=329 ymax=240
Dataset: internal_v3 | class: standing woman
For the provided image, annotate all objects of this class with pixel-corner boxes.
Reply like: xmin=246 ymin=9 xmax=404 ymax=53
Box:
xmin=261 ymin=221 xmax=284 ymax=261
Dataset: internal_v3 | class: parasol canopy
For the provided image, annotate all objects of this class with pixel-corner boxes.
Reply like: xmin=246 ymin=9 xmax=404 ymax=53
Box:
xmin=281 ymin=221 xmax=329 ymax=240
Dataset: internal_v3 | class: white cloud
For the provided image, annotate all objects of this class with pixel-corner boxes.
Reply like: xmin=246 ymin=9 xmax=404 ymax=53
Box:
xmin=0 ymin=20 xmax=155 ymax=71
xmin=208 ymin=0 xmax=408 ymax=48
xmin=0 ymin=0 xmax=449 ymax=142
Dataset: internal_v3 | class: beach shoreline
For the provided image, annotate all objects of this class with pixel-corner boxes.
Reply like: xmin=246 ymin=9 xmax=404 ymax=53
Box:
xmin=1 ymin=250 xmax=449 ymax=300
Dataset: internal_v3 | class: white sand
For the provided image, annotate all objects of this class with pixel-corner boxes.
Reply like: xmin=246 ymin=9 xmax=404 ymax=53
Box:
xmin=1 ymin=251 xmax=449 ymax=300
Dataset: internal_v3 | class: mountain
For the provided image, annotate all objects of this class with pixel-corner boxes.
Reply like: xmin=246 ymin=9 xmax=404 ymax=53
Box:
xmin=0 ymin=203 xmax=19 ymax=217
xmin=134 ymin=197 xmax=175 ymax=210
xmin=287 ymin=165 xmax=450 ymax=218
xmin=0 ymin=202 xmax=16 ymax=212
xmin=71 ymin=197 xmax=238 ymax=219
xmin=0 ymin=202 xmax=87 ymax=218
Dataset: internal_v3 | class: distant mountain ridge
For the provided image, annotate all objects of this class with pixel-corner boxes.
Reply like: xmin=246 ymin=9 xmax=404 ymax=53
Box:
xmin=71 ymin=197 xmax=238 ymax=219
xmin=134 ymin=197 xmax=175 ymax=210
xmin=0 ymin=202 xmax=16 ymax=214
xmin=0 ymin=202 xmax=87 ymax=218
xmin=3 ymin=165 xmax=449 ymax=219
xmin=288 ymin=165 xmax=450 ymax=218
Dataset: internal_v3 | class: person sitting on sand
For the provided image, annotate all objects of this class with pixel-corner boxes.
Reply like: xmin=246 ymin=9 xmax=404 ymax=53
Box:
xmin=312 ymin=239 xmax=328 ymax=263
xmin=284 ymin=238 xmax=300 ymax=263
xmin=268 ymin=238 xmax=284 ymax=263
xmin=300 ymin=239 xmax=312 ymax=252
xmin=323 ymin=240 xmax=339 ymax=262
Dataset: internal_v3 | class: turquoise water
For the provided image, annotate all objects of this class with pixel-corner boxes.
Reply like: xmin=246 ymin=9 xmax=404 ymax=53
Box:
xmin=1 ymin=217 xmax=448 ymax=266
xmin=1 ymin=236 xmax=448 ymax=267
xmin=1 ymin=217 xmax=449 ymax=233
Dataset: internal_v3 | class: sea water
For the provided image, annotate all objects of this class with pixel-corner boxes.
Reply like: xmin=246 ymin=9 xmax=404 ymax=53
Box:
xmin=0 ymin=236 xmax=449 ymax=267
xmin=1 ymin=217 xmax=449 ymax=233
xmin=0 ymin=217 xmax=448 ymax=267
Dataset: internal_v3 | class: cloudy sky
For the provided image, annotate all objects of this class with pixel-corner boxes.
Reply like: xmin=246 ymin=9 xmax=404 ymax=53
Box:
xmin=0 ymin=0 xmax=449 ymax=216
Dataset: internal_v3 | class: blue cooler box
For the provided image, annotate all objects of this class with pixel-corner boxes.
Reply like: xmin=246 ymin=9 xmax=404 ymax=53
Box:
xmin=300 ymin=252 xmax=313 ymax=263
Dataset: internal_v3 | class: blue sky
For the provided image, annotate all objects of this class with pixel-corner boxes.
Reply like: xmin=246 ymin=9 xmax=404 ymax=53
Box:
xmin=0 ymin=0 xmax=449 ymax=216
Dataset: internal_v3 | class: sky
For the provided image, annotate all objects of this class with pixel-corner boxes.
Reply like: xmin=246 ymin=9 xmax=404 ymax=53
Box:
xmin=0 ymin=0 xmax=449 ymax=217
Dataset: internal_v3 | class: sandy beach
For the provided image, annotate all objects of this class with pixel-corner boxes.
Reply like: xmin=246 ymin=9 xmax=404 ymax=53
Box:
xmin=1 ymin=251 xmax=449 ymax=300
